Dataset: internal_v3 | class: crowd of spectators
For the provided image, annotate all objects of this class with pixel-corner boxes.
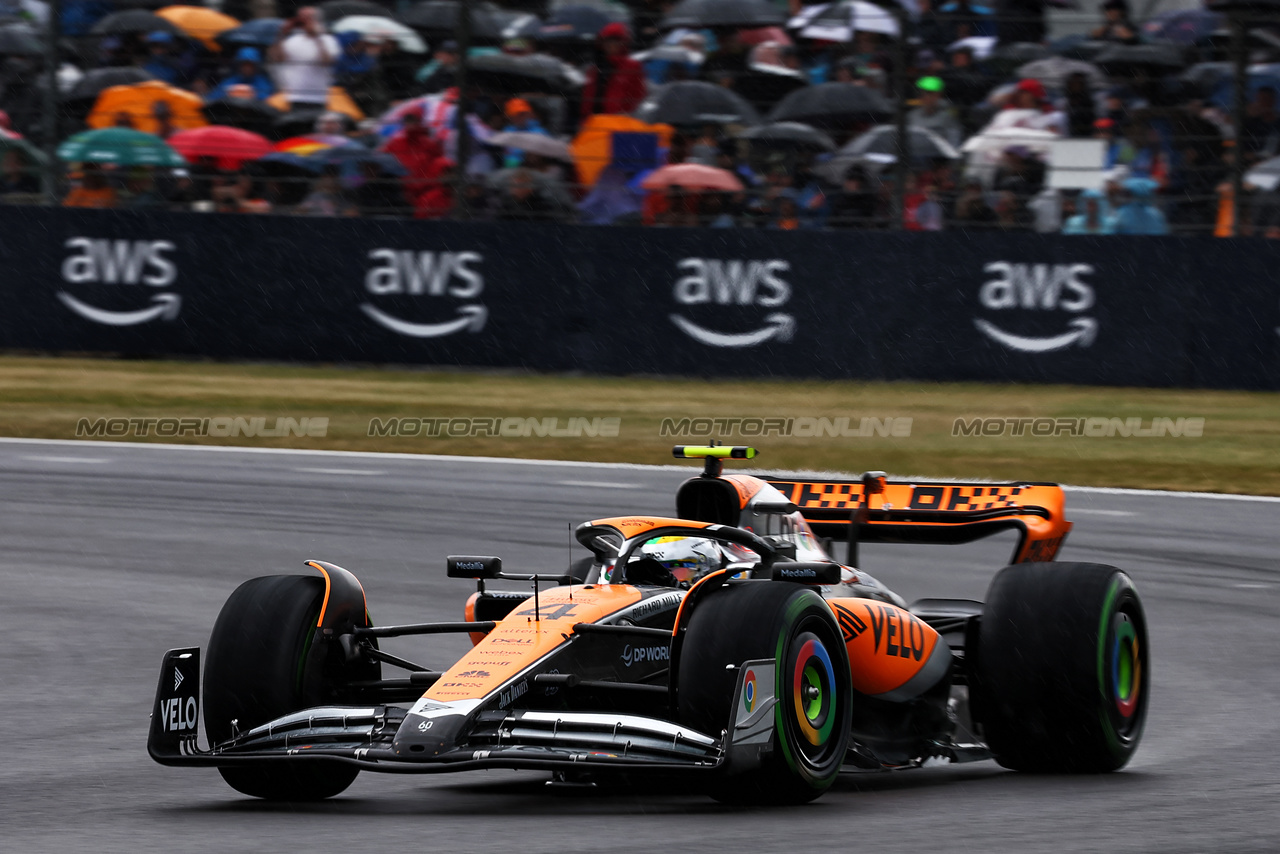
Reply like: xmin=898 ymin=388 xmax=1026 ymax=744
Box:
xmin=3 ymin=0 xmax=1280 ymax=235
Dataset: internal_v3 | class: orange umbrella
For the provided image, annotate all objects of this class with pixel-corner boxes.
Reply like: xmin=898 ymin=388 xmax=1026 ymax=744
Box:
xmin=266 ymin=87 xmax=365 ymax=121
xmin=87 ymin=81 xmax=207 ymax=135
xmin=570 ymin=114 xmax=675 ymax=188
xmin=156 ymin=6 xmax=241 ymax=50
xmin=641 ymin=163 xmax=744 ymax=192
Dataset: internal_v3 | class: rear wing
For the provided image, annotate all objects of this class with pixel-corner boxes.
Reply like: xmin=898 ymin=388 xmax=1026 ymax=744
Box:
xmin=765 ymin=478 xmax=1071 ymax=565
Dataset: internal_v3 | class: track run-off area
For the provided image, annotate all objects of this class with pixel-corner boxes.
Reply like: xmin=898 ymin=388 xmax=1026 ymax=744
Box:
xmin=2 ymin=438 xmax=1277 ymax=853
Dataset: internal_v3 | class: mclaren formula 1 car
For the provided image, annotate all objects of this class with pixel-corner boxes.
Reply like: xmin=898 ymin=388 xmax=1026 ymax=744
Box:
xmin=149 ymin=446 xmax=1149 ymax=803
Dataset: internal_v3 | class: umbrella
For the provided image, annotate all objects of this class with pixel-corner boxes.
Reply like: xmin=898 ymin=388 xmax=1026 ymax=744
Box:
xmin=1245 ymin=155 xmax=1280 ymax=191
xmin=401 ymin=1 xmax=509 ymax=41
xmin=737 ymin=121 xmax=836 ymax=151
xmin=87 ymin=80 xmax=207 ymax=135
xmin=266 ymin=87 xmax=364 ymax=120
xmin=168 ymin=125 xmax=271 ymax=169
xmin=737 ymin=26 xmax=791 ymax=46
xmin=788 ymin=0 xmax=900 ymax=40
xmin=272 ymin=133 xmax=359 ymax=154
xmin=155 ymin=6 xmax=240 ymax=50
xmin=0 ymin=131 xmax=48 ymax=165
xmin=466 ymin=52 xmax=586 ymax=93
xmin=1094 ymin=42 xmax=1188 ymax=75
xmin=535 ymin=5 xmax=626 ymax=42
xmin=735 ymin=63 xmax=809 ymax=106
xmin=0 ymin=22 xmax=43 ymax=56
xmin=202 ymin=96 xmax=281 ymax=136
xmin=983 ymin=41 xmax=1052 ymax=75
xmin=489 ymin=131 xmax=573 ymax=161
xmin=838 ymin=123 xmax=960 ymax=161
xmin=767 ymin=82 xmax=891 ymax=129
xmin=661 ymin=0 xmax=786 ymax=30
xmin=57 ymin=127 xmax=186 ymax=166
xmin=1140 ymin=9 xmax=1223 ymax=45
xmin=216 ymin=17 xmax=283 ymax=49
xmin=311 ymin=146 xmax=406 ymax=175
xmin=1016 ymin=56 xmax=1106 ymax=91
xmin=949 ymin=35 xmax=995 ymax=60
xmin=64 ymin=67 xmax=156 ymax=104
xmin=89 ymin=9 xmax=182 ymax=36
xmin=633 ymin=80 xmax=761 ymax=127
xmin=640 ymin=162 xmax=744 ymax=191
xmin=332 ymin=15 xmax=427 ymax=52
xmin=1180 ymin=60 xmax=1231 ymax=95
xmin=318 ymin=0 xmax=397 ymax=23
xmin=1210 ymin=64 xmax=1280 ymax=108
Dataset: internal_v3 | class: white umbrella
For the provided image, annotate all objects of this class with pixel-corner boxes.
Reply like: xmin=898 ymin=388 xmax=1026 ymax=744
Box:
xmin=948 ymin=35 xmax=996 ymax=60
xmin=961 ymin=125 xmax=1060 ymax=186
xmin=788 ymin=0 xmax=901 ymax=40
xmin=1245 ymin=156 xmax=1280 ymax=192
xmin=332 ymin=16 xmax=427 ymax=53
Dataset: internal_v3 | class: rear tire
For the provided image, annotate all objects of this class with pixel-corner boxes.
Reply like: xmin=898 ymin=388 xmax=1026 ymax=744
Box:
xmin=975 ymin=562 xmax=1149 ymax=772
xmin=678 ymin=582 xmax=851 ymax=804
xmin=203 ymin=575 xmax=379 ymax=800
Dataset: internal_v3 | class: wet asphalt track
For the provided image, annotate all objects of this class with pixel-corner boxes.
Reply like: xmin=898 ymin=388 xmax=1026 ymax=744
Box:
xmin=2 ymin=438 xmax=1279 ymax=854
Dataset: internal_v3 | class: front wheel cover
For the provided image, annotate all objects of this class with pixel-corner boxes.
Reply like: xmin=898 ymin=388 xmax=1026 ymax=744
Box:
xmin=774 ymin=610 xmax=851 ymax=789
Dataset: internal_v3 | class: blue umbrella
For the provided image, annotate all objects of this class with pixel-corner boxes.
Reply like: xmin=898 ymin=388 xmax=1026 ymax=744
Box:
xmin=217 ymin=17 xmax=284 ymax=49
xmin=1140 ymin=9 xmax=1223 ymax=46
xmin=308 ymin=146 xmax=408 ymax=181
xmin=1210 ymin=65 xmax=1280 ymax=108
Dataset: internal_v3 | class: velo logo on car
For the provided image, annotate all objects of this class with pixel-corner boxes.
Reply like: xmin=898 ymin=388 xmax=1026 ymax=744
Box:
xmin=973 ymin=261 xmax=1097 ymax=353
xmin=58 ymin=237 xmax=181 ymax=326
xmin=669 ymin=257 xmax=795 ymax=348
xmin=362 ymin=248 xmax=487 ymax=339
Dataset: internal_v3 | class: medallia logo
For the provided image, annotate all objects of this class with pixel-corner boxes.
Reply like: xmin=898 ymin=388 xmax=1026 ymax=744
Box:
xmin=362 ymin=249 xmax=487 ymax=338
xmin=58 ymin=237 xmax=181 ymax=326
xmin=670 ymin=257 xmax=794 ymax=348
xmin=973 ymin=262 xmax=1097 ymax=353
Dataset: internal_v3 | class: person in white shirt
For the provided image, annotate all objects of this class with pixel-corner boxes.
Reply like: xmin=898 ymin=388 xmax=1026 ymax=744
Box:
xmin=268 ymin=7 xmax=340 ymax=106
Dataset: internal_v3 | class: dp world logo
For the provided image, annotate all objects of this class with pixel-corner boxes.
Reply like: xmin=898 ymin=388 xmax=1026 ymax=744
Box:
xmin=58 ymin=237 xmax=180 ymax=326
xmin=670 ymin=257 xmax=795 ymax=348
xmin=974 ymin=262 xmax=1097 ymax=353
xmin=362 ymin=249 xmax=487 ymax=338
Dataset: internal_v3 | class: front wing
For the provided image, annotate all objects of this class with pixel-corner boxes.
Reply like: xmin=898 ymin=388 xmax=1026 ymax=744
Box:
xmin=148 ymin=647 xmax=780 ymax=777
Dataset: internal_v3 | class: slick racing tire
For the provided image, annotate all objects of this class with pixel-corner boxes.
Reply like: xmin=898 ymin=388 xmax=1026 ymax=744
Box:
xmin=678 ymin=582 xmax=852 ymax=804
xmin=974 ymin=562 xmax=1149 ymax=772
xmin=203 ymin=575 xmax=380 ymax=800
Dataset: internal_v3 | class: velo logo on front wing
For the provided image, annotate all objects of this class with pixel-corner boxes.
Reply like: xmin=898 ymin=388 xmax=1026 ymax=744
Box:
xmin=669 ymin=258 xmax=795 ymax=348
xmin=58 ymin=237 xmax=181 ymax=326
xmin=362 ymin=249 xmax=487 ymax=338
xmin=973 ymin=262 xmax=1097 ymax=353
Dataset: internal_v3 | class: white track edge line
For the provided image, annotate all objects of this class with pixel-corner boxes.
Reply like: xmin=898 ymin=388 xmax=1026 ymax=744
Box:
xmin=1 ymin=436 xmax=1277 ymax=503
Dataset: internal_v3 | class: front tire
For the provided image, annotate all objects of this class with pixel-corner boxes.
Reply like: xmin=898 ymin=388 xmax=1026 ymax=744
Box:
xmin=203 ymin=575 xmax=379 ymax=800
xmin=974 ymin=562 xmax=1149 ymax=772
xmin=678 ymin=582 xmax=852 ymax=804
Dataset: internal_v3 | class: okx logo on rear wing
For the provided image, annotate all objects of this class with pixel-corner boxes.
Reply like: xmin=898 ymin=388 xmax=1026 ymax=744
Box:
xmin=766 ymin=478 xmax=1071 ymax=564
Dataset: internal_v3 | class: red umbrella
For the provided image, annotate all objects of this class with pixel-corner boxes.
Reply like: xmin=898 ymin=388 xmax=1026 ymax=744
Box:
xmin=168 ymin=125 xmax=272 ymax=170
xmin=641 ymin=163 xmax=744 ymax=192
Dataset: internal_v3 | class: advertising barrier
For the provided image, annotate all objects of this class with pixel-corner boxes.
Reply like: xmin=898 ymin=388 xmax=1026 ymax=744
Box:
xmin=0 ymin=206 xmax=1276 ymax=390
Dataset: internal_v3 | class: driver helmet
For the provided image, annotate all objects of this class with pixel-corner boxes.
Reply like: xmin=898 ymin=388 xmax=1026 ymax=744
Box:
xmin=637 ymin=536 xmax=724 ymax=586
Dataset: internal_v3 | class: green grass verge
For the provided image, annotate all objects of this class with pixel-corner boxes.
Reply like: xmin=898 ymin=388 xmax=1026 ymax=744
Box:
xmin=1 ymin=355 xmax=1277 ymax=495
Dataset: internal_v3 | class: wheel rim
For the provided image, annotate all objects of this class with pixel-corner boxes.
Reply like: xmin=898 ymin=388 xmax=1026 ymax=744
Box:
xmin=788 ymin=631 xmax=838 ymax=752
xmin=1097 ymin=580 xmax=1148 ymax=746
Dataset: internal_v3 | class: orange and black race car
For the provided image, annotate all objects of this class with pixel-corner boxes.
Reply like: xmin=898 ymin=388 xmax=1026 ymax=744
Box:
xmin=149 ymin=446 xmax=1149 ymax=804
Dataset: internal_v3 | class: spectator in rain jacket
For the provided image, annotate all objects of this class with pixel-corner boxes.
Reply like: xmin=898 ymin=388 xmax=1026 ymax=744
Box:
xmin=1062 ymin=189 xmax=1115 ymax=234
xmin=1111 ymin=177 xmax=1168 ymax=235
xmin=581 ymin=22 xmax=646 ymax=119
xmin=209 ymin=47 xmax=276 ymax=101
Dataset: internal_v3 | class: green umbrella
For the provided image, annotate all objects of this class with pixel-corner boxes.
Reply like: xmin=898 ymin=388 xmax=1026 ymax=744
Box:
xmin=57 ymin=128 xmax=186 ymax=167
xmin=0 ymin=133 xmax=49 ymax=166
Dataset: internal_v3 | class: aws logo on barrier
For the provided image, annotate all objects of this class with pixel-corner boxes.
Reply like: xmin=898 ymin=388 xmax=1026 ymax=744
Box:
xmin=974 ymin=262 xmax=1097 ymax=353
xmin=670 ymin=258 xmax=794 ymax=348
xmin=58 ymin=238 xmax=180 ymax=326
xmin=362 ymin=249 xmax=487 ymax=338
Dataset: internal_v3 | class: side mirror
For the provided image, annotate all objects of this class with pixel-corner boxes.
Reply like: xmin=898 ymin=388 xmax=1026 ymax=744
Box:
xmin=770 ymin=562 xmax=843 ymax=585
xmin=447 ymin=555 xmax=503 ymax=579
xmin=763 ymin=536 xmax=798 ymax=561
